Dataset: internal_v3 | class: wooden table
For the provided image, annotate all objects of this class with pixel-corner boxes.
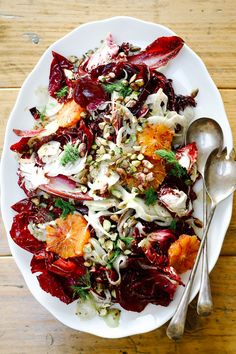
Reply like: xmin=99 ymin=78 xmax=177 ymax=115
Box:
xmin=0 ymin=1 xmax=236 ymax=353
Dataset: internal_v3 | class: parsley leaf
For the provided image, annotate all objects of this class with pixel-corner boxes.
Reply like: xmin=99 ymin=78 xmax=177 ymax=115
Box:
xmin=103 ymin=80 xmax=133 ymax=97
xmin=169 ymin=219 xmax=177 ymax=231
xmin=145 ymin=187 xmax=157 ymax=206
xmin=60 ymin=143 xmax=79 ymax=166
xmin=55 ymin=198 xmax=75 ymax=219
xmin=71 ymin=273 xmax=91 ymax=300
xmin=107 ymin=249 xmax=121 ymax=269
xmin=120 ymin=236 xmax=134 ymax=246
xmin=56 ymin=85 xmax=69 ymax=98
xmin=39 ymin=107 xmax=46 ymax=121
xmin=156 ymin=149 xmax=187 ymax=178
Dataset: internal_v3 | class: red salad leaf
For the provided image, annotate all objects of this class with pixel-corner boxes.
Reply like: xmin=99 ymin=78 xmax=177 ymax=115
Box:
xmin=31 ymin=250 xmax=86 ymax=303
xmin=48 ymin=51 xmax=73 ymax=101
xmin=116 ymin=258 xmax=181 ymax=312
xmin=83 ymin=33 xmax=119 ymax=72
xmin=79 ymin=120 xmax=94 ymax=151
xmin=73 ymin=76 xmax=107 ymax=109
xmin=128 ymin=36 xmax=184 ymax=69
xmin=37 ymin=271 xmax=72 ymax=304
xmin=13 ymin=128 xmax=44 ymax=138
xmin=10 ymin=212 xmax=45 ymax=254
xmin=147 ymin=229 xmax=176 ymax=254
xmin=39 ymin=175 xmax=93 ymax=201
xmin=176 ymin=142 xmax=198 ymax=173
xmin=142 ymin=229 xmax=176 ymax=266
xmin=10 ymin=137 xmax=30 ymax=153
xmin=11 ymin=198 xmax=36 ymax=213
xmin=29 ymin=107 xmax=41 ymax=120
xmin=31 ymin=250 xmax=86 ymax=279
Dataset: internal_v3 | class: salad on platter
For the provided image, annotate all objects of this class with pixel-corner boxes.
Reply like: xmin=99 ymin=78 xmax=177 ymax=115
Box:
xmin=10 ymin=33 xmax=201 ymax=327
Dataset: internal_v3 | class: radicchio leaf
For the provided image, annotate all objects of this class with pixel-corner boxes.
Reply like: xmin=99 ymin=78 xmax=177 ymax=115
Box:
xmin=116 ymin=258 xmax=181 ymax=312
xmin=176 ymin=142 xmax=198 ymax=173
xmin=10 ymin=137 xmax=30 ymax=153
xmin=39 ymin=175 xmax=93 ymax=201
xmin=10 ymin=212 xmax=45 ymax=254
xmin=48 ymin=51 xmax=74 ymax=102
xmin=128 ymin=36 xmax=184 ymax=69
xmin=73 ymin=76 xmax=107 ymax=109
xmin=31 ymin=250 xmax=86 ymax=303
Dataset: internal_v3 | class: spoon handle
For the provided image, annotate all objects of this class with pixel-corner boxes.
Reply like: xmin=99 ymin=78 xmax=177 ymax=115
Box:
xmin=197 ymin=184 xmax=213 ymax=316
xmin=166 ymin=206 xmax=216 ymax=340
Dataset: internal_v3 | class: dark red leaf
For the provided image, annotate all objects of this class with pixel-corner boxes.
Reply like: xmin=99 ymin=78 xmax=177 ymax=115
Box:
xmin=10 ymin=137 xmax=30 ymax=153
xmin=11 ymin=198 xmax=35 ymax=213
xmin=73 ymin=76 xmax=107 ymax=109
xmin=29 ymin=107 xmax=41 ymax=120
xmin=37 ymin=271 xmax=72 ymax=304
xmin=116 ymin=258 xmax=181 ymax=312
xmin=48 ymin=51 xmax=73 ymax=101
xmin=79 ymin=120 xmax=94 ymax=151
xmin=128 ymin=36 xmax=184 ymax=68
xmin=10 ymin=212 xmax=45 ymax=254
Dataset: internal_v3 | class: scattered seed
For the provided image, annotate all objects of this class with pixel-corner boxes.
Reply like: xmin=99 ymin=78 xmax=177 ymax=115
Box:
xmin=132 ymin=160 xmax=141 ymax=167
xmin=110 ymin=214 xmax=119 ymax=222
xmin=146 ymin=172 xmax=154 ymax=181
xmin=131 ymin=154 xmax=137 ymax=160
xmin=137 ymin=153 xmax=144 ymax=161
xmin=103 ymin=219 xmax=111 ymax=232
xmin=143 ymin=160 xmax=154 ymax=169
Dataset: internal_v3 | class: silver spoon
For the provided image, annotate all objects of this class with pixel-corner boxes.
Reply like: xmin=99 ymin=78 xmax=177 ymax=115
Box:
xmin=186 ymin=118 xmax=223 ymax=316
xmin=166 ymin=146 xmax=236 ymax=340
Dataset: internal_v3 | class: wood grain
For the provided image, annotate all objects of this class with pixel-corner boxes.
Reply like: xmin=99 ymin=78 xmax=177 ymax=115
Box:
xmin=0 ymin=256 xmax=235 ymax=354
xmin=0 ymin=0 xmax=236 ymax=88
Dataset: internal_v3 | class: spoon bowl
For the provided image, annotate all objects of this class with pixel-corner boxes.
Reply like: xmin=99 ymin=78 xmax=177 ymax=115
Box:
xmin=205 ymin=147 xmax=236 ymax=206
xmin=186 ymin=118 xmax=224 ymax=175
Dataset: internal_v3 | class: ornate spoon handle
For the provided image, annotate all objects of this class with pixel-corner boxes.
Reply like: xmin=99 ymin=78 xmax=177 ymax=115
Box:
xmin=197 ymin=183 xmax=213 ymax=316
xmin=166 ymin=206 xmax=216 ymax=340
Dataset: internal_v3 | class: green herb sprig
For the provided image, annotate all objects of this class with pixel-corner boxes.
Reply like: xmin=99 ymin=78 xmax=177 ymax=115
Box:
xmin=145 ymin=187 xmax=157 ymax=206
xmin=56 ymin=85 xmax=69 ymax=98
xmin=103 ymin=80 xmax=132 ymax=98
xmin=55 ymin=198 xmax=75 ymax=219
xmin=169 ymin=219 xmax=177 ymax=231
xmin=60 ymin=143 xmax=79 ymax=166
xmin=120 ymin=236 xmax=134 ymax=246
xmin=71 ymin=272 xmax=91 ymax=300
xmin=39 ymin=107 xmax=46 ymax=121
xmin=156 ymin=149 xmax=187 ymax=178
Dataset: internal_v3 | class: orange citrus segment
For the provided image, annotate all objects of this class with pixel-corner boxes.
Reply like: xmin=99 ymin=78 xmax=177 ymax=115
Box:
xmin=137 ymin=124 xmax=174 ymax=160
xmin=168 ymin=234 xmax=200 ymax=274
xmin=46 ymin=214 xmax=90 ymax=259
xmin=125 ymin=158 xmax=167 ymax=189
xmin=56 ymin=100 xmax=85 ymax=128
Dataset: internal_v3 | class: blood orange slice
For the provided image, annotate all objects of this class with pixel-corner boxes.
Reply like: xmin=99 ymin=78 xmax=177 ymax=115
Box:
xmin=168 ymin=234 xmax=200 ymax=274
xmin=137 ymin=124 xmax=173 ymax=159
xmin=56 ymin=100 xmax=85 ymax=128
xmin=46 ymin=214 xmax=90 ymax=259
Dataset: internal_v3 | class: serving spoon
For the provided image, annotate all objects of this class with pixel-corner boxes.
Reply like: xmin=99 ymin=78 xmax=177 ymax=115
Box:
xmin=186 ymin=118 xmax=223 ymax=316
xmin=166 ymin=146 xmax=236 ymax=340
